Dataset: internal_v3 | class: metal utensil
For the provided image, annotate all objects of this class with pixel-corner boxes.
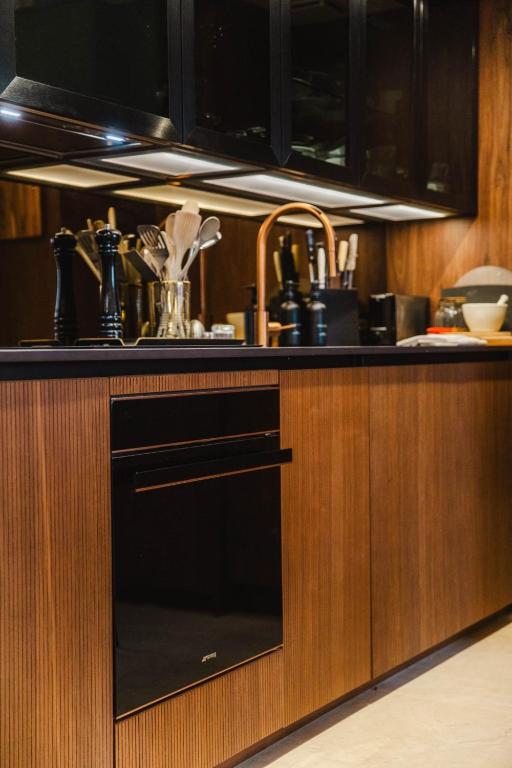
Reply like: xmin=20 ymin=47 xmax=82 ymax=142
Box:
xmin=76 ymin=230 xmax=101 ymax=281
xmin=137 ymin=224 xmax=167 ymax=253
xmin=124 ymin=250 xmax=159 ymax=282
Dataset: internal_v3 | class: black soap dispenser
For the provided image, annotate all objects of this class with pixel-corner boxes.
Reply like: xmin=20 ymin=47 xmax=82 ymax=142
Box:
xmin=305 ymin=281 xmax=327 ymax=346
xmin=96 ymin=224 xmax=123 ymax=339
xmin=52 ymin=228 xmax=78 ymax=345
xmin=279 ymin=280 xmax=302 ymax=347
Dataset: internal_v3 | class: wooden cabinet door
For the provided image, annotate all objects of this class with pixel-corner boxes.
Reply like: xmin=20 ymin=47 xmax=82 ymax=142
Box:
xmin=370 ymin=363 xmax=512 ymax=677
xmin=0 ymin=379 xmax=112 ymax=768
xmin=280 ymin=369 xmax=372 ymax=725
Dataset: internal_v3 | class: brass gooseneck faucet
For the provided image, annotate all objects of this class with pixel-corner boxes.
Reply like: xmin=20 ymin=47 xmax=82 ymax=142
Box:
xmin=255 ymin=202 xmax=337 ymax=346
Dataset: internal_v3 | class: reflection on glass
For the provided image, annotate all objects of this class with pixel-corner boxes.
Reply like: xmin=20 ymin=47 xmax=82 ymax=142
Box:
xmin=291 ymin=0 xmax=350 ymax=166
xmin=195 ymin=0 xmax=271 ymax=143
xmin=425 ymin=0 xmax=476 ymax=203
xmin=364 ymin=0 xmax=415 ymax=184
xmin=14 ymin=0 xmax=169 ymax=116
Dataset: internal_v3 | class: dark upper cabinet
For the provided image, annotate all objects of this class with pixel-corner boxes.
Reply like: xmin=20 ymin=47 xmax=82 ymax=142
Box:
xmin=361 ymin=0 xmax=416 ymax=197
xmin=421 ymin=0 xmax=478 ymax=212
xmin=281 ymin=0 xmax=360 ymax=184
xmin=0 ymin=0 xmax=180 ymax=142
xmin=180 ymin=0 xmax=282 ymax=165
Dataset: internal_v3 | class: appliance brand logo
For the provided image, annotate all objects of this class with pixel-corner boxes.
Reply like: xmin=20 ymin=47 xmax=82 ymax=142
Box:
xmin=201 ymin=651 xmax=217 ymax=663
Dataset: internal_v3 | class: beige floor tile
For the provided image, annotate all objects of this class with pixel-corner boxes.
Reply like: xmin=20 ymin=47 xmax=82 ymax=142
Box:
xmin=238 ymin=615 xmax=512 ymax=768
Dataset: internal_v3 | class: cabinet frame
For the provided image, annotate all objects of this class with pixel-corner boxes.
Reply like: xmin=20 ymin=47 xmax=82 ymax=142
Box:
xmin=417 ymin=0 xmax=479 ymax=214
xmin=0 ymin=0 xmax=180 ymax=143
xmin=180 ymin=0 xmax=283 ymax=165
xmin=280 ymin=0 xmax=363 ymax=186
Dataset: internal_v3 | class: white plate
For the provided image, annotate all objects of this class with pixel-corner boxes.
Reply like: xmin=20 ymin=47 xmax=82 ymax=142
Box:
xmin=455 ymin=266 xmax=512 ymax=286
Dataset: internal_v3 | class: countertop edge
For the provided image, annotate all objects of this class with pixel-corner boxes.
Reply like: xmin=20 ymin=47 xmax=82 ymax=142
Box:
xmin=0 ymin=345 xmax=510 ymax=381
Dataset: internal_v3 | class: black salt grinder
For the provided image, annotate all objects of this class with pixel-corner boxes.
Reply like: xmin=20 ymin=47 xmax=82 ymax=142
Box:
xmin=96 ymin=225 xmax=123 ymax=339
xmin=52 ymin=228 xmax=78 ymax=345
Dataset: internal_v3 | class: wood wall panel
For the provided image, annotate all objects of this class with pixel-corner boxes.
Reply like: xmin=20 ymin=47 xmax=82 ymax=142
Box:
xmin=280 ymin=369 xmax=372 ymax=724
xmin=370 ymin=362 xmax=512 ymax=677
xmin=115 ymin=651 xmax=284 ymax=768
xmin=0 ymin=181 xmax=42 ymax=240
xmin=0 ymin=378 xmax=112 ymax=768
xmin=387 ymin=0 xmax=512 ymax=315
xmin=110 ymin=369 xmax=278 ymax=396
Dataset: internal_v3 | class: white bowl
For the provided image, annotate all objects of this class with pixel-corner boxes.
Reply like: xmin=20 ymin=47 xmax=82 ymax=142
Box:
xmin=462 ymin=303 xmax=507 ymax=332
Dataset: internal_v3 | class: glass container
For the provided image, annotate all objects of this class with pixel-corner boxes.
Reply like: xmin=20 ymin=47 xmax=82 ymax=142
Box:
xmin=434 ymin=296 xmax=466 ymax=330
xmin=157 ymin=281 xmax=191 ymax=339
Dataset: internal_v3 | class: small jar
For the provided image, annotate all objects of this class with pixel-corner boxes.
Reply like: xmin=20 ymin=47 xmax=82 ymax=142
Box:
xmin=211 ymin=323 xmax=235 ymax=340
xmin=434 ymin=297 xmax=466 ymax=330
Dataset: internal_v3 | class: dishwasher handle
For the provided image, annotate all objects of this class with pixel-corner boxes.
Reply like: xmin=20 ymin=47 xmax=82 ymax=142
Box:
xmin=133 ymin=447 xmax=292 ymax=492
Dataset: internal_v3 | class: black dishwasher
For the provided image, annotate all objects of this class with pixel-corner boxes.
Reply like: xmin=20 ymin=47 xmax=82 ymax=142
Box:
xmin=111 ymin=387 xmax=291 ymax=718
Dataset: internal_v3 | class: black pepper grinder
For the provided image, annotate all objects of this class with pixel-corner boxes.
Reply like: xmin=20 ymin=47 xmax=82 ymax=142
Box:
xmin=96 ymin=225 xmax=123 ymax=339
xmin=244 ymin=284 xmax=258 ymax=345
xmin=279 ymin=280 xmax=302 ymax=347
xmin=305 ymin=281 xmax=327 ymax=347
xmin=52 ymin=228 xmax=78 ymax=345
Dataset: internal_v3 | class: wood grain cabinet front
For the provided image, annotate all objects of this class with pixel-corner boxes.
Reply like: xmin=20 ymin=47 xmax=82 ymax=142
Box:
xmin=280 ymin=369 xmax=373 ymax=725
xmin=369 ymin=362 xmax=512 ymax=677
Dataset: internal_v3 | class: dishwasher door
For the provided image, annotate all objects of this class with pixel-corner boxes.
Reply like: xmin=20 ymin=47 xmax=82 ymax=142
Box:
xmin=111 ymin=387 xmax=290 ymax=718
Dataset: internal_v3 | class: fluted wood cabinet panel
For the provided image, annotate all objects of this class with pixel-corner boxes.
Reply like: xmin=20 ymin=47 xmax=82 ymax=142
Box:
xmin=279 ymin=369 xmax=372 ymax=724
xmin=370 ymin=363 xmax=512 ymax=677
xmin=0 ymin=379 xmax=112 ymax=768
xmin=115 ymin=650 xmax=284 ymax=768
xmin=110 ymin=370 xmax=278 ymax=396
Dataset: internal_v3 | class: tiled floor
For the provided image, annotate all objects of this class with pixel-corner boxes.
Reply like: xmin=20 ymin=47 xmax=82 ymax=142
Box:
xmin=238 ymin=614 xmax=512 ymax=768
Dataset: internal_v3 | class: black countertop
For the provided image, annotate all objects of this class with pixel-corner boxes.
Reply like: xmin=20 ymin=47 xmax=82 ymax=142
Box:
xmin=0 ymin=344 xmax=511 ymax=380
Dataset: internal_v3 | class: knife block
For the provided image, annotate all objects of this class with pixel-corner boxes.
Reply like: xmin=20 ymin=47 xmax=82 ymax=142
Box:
xmin=314 ymin=288 xmax=360 ymax=346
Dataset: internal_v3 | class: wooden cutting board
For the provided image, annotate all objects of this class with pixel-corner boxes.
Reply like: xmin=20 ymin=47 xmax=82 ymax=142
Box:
xmin=460 ymin=331 xmax=512 ymax=345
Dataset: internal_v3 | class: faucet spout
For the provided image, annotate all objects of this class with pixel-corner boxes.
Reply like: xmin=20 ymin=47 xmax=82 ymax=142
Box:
xmin=255 ymin=202 xmax=337 ymax=346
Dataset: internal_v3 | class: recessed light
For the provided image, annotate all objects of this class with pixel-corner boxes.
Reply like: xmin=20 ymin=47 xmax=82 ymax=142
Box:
xmin=207 ymin=173 xmax=386 ymax=208
xmin=101 ymin=150 xmax=250 ymax=177
xmin=7 ymin=163 xmax=138 ymax=188
xmin=114 ymin=185 xmax=365 ymax=227
xmin=278 ymin=213 xmax=362 ymax=229
xmin=105 ymin=134 xmax=126 ymax=144
xmin=0 ymin=107 xmax=22 ymax=118
xmin=114 ymin=184 xmax=275 ymax=217
xmin=349 ymin=204 xmax=450 ymax=221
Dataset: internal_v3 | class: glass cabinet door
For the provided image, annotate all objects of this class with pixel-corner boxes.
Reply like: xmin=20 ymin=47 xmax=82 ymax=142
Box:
xmin=422 ymin=0 xmax=478 ymax=212
xmin=362 ymin=0 xmax=416 ymax=195
xmin=1 ymin=0 xmax=178 ymax=141
xmin=182 ymin=0 xmax=281 ymax=164
xmin=282 ymin=0 xmax=357 ymax=183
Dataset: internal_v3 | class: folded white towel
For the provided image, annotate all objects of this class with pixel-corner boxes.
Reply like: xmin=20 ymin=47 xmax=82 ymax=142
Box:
xmin=397 ymin=334 xmax=488 ymax=347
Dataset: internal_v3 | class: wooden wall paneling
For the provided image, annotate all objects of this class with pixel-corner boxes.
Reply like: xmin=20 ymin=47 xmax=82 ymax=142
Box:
xmin=386 ymin=0 xmax=512 ymax=315
xmin=0 ymin=186 xmax=61 ymax=346
xmin=370 ymin=362 xmax=512 ymax=677
xmin=0 ymin=181 xmax=42 ymax=240
xmin=115 ymin=651 xmax=284 ymax=768
xmin=109 ymin=369 xmax=278 ymax=396
xmin=279 ymin=369 xmax=372 ymax=725
xmin=0 ymin=378 xmax=112 ymax=768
